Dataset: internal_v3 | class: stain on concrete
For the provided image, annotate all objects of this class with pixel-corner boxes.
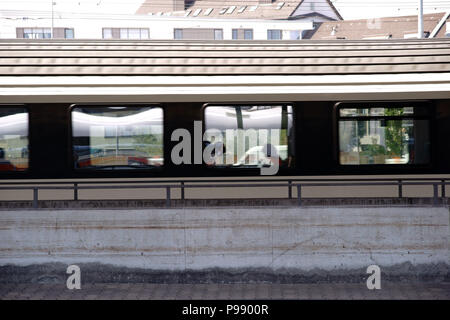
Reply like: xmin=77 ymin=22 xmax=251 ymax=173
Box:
xmin=0 ymin=262 xmax=449 ymax=284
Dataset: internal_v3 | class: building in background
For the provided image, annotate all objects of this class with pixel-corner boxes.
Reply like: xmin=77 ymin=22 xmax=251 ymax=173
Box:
xmin=0 ymin=12 xmax=314 ymax=40
xmin=0 ymin=0 xmax=449 ymax=40
xmin=0 ymin=0 xmax=341 ymax=40
xmin=305 ymin=12 xmax=450 ymax=39
xmin=133 ymin=0 xmax=342 ymax=40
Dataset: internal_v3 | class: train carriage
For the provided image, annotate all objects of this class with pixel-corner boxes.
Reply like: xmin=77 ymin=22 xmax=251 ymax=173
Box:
xmin=0 ymin=39 xmax=449 ymax=203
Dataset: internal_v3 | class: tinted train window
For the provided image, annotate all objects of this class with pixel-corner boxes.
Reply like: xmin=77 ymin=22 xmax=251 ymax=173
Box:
xmin=204 ymin=105 xmax=295 ymax=168
xmin=72 ymin=106 xmax=163 ymax=170
xmin=0 ymin=107 xmax=29 ymax=172
xmin=338 ymin=105 xmax=430 ymax=165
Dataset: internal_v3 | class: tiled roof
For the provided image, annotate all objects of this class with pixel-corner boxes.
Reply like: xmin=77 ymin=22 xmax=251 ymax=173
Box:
xmin=135 ymin=1 xmax=178 ymax=14
xmin=307 ymin=12 xmax=448 ymax=40
xmin=136 ymin=1 xmax=340 ymax=20
xmin=182 ymin=1 xmax=294 ymax=19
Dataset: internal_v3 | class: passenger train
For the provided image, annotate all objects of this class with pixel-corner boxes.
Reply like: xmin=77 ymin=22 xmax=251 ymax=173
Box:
xmin=0 ymin=39 xmax=449 ymax=186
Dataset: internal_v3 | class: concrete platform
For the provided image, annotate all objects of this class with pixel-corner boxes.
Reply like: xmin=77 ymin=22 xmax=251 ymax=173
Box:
xmin=0 ymin=206 xmax=449 ymax=281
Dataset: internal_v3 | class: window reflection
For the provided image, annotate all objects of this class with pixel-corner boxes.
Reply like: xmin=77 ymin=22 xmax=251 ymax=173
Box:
xmin=204 ymin=105 xmax=295 ymax=168
xmin=72 ymin=106 xmax=163 ymax=170
xmin=338 ymin=106 xmax=430 ymax=165
xmin=0 ymin=108 xmax=29 ymax=172
xmin=339 ymin=106 xmax=428 ymax=117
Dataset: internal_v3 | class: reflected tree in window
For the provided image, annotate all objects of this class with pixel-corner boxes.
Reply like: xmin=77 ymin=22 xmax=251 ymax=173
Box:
xmin=385 ymin=108 xmax=404 ymax=158
xmin=72 ymin=106 xmax=163 ymax=170
xmin=339 ymin=105 xmax=430 ymax=165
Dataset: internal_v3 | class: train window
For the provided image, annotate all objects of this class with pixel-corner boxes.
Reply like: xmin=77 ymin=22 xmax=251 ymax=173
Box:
xmin=71 ymin=106 xmax=163 ymax=170
xmin=0 ymin=107 xmax=29 ymax=172
xmin=338 ymin=104 xmax=430 ymax=165
xmin=204 ymin=105 xmax=295 ymax=168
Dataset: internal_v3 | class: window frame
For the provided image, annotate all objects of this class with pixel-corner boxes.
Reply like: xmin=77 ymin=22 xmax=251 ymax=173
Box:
xmin=23 ymin=28 xmax=51 ymax=39
xmin=118 ymin=28 xmax=150 ymax=40
xmin=0 ymin=104 xmax=31 ymax=175
xmin=201 ymin=102 xmax=296 ymax=172
xmin=244 ymin=29 xmax=253 ymax=40
xmin=214 ymin=29 xmax=223 ymax=40
xmin=232 ymin=29 xmax=238 ymax=40
xmin=232 ymin=28 xmax=254 ymax=40
xmin=64 ymin=28 xmax=75 ymax=39
xmin=174 ymin=28 xmax=183 ymax=40
xmin=102 ymin=28 xmax=113 ymax=39
xmin=334 ymin=101 xmax=433 ymax=168
xmin=69 ymin=103 xmax=164 ymax=173
xmin=267 ymin=29 xmax=282 ymax=40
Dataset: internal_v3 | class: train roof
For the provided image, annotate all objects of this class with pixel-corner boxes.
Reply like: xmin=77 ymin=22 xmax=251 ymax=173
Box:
xmin=1 ymin=39 xmax=450 ymax=76
xmin=0 ymin=39 xmax=449 ymax=103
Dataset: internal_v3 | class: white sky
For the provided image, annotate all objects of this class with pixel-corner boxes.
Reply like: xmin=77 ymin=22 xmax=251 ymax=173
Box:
xmin=0 ymin=0 xmax=449 ymax=19
xmin=331 ymin=0 xmax=450 ymax=19
xmin=0 ymin=0 xmax=144 ymax=15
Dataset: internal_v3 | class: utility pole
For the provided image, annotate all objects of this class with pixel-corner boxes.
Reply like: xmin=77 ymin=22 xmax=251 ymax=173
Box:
xmin=51 ymin=1 xmax=54 ymax=38
xmin=418 ymin=0 xmax=424 ymax=38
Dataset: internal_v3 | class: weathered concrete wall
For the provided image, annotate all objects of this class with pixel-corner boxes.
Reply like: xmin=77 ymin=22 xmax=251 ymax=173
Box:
xmin=0 ymin=207 xmax=449 ymax=274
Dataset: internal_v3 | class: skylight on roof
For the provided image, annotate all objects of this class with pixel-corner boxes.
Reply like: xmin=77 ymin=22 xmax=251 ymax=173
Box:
xmin=184 ymin=10 xmax=191 ymax=17
xmin=238 ymin=6 xmax=247 ymax=13
xmin=219 ymin=7 xmax=227 ymax=15
xmin=249 ymin=5 xmax=258 ymax=12
xmin=193 ymin=8 xmax=202 ymax=17
xmin=156 ymin=12 xmax=162 ymax=16
xmin=226 ymin=6 xmax=236 ymax=14
xmin=204 ymin=8 xmax=213 ymax=16
xmin=277 ymin=2 xmax=285 ymax=10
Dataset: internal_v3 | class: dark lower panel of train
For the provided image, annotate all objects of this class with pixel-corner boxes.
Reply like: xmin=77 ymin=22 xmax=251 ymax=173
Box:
xmin=0 ymin=100 xmax=449 ymax=179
